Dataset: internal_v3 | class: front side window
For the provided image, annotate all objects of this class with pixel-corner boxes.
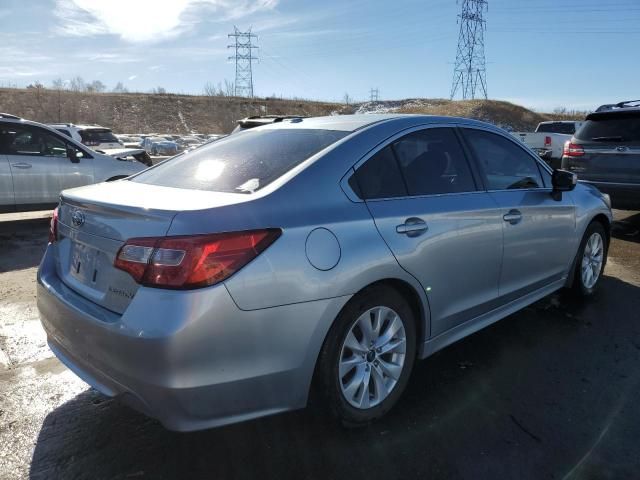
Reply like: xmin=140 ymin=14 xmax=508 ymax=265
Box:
xmin=463 ymin=129 xmax=543 ymax=190
xmin=391 ymin=128 xmax=476 ymax=196
xmin=0 ymin=124 xmax=68 ymax=157
xmin=132 ymin=128 xmax=349 ymax=193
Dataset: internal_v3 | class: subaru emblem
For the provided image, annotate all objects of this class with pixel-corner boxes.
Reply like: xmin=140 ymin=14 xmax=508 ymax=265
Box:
xmin=71 ymin=210 xmax=85 ymax=227
xmin=616 ymin=146 xmax=628 ymax=152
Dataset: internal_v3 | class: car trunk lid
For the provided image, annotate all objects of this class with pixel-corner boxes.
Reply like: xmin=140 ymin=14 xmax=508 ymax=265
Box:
xmin=570 ymin=143 xmax=640 ymax=184
xmin=54 ymin=180 xmax=252 ymax=314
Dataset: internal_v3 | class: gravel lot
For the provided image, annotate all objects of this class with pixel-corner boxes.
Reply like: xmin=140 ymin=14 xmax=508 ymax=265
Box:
xmin=1 ymin=209 xmax=639 ymax=480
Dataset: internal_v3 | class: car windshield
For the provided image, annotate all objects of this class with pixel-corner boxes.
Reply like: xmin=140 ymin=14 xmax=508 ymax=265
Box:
xmin=536 ymin=123 xmax=576 ymax=134
xmin=79 ymin=129 xmax=118 ymax=143
xmin=131 ymin=128 xmax=348 ymax=193
xmin=576 ymin=114 xmax=640 ymax=142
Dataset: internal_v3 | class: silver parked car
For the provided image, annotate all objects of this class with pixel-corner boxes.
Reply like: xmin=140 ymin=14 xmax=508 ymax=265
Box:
xmin=37 ymin=115 xmax=612 ymax=431
xmin=141 ymin=136 xmax=179 ymax=156
xmin=0 ymin=114 xmax=147 ymax=212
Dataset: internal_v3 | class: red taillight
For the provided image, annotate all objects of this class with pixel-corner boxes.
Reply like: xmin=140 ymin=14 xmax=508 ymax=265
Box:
xmin=563 ymin=141 xmax=584 ymax=157
xmin=114 ymin=229 xmax=281 ymax=289
xmin=544 ymin=136 xmax=552 ymax=147
xmin=49 ymin=207 xmax=59 ymax=243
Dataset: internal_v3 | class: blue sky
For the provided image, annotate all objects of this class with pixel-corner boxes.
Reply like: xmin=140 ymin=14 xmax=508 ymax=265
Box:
xmin=1 ymin=0 xmax=639 ymax=111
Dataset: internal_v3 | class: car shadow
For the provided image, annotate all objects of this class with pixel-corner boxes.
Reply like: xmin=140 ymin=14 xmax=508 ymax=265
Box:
xmin=30 ymin=276 xmax=640 ymax=480
xmin=611 ymin=211 xmax=640 ymax=244
xmin=0 ymin=218 xmax=49 ymax=272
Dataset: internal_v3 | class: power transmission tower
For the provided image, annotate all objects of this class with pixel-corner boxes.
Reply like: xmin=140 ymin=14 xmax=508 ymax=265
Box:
xmin=450 ymin=0 xmax=488 ymax=100
xmin=228 ymin=27 xmax=258 ymax=97
xmin=369 ymin=88 xmax=380 ymax=102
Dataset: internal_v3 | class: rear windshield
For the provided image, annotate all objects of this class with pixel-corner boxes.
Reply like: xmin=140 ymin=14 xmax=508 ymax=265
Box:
xmin=131 ymin=128 xmax=348 ymax=193
xmin=536 ymin=123 xmax=576 ymax=134
xmin=80 ymin=129 xmax=118 ymax=143
xmin=576 ymin=114 xmax=640 ymax=142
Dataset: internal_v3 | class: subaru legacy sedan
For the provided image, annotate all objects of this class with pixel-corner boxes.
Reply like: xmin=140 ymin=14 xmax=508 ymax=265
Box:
xmin=37 ymin=115 xmax=612 ymax=431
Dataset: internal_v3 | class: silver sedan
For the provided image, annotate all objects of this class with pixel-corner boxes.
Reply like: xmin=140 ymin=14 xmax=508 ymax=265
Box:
xmin=37 ymin=115 xmax=612 ymax=431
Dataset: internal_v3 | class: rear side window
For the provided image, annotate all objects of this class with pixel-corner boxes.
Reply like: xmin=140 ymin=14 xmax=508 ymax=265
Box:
xmin=575 ymin=114 xmax=640 ymax=142
xmin=463 ymin=129 xmax=543 ymax=190
xmin=80 ymin=129 xmax=118 ymax=144
xmin=391 ymin=128 xmax=476 ymax=196
xmin=0 ymin=124 xmax=68 ymax=157
xmin=132 ymin=129 xmax=348 ymax=193
xmin=536 ymin=123 xmax=576 ymax=135
xmin=351 ymin=146 xmax=407 ymax=199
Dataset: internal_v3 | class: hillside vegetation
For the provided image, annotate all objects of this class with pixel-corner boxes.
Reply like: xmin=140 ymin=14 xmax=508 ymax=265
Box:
xmin=0 ymin=87 xmax=583 ymax=134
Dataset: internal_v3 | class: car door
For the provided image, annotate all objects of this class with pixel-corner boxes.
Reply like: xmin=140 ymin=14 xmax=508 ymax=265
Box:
xmin=0 ymin=122 xmax=16 ymax=210
xmin=3 ymin=123 xmax=66 ymax=207
xmin=460 ymin=127 xmax=576 ymax=299
xmin=349 ymin=126 xmax=504 ymax=336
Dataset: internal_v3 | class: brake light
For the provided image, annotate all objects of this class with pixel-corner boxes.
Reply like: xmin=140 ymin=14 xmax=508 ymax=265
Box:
xmin=563 ymin=141 xmax=584 ymax=157
xmin=114 ymin=229 xmax=281 ymax=289
xmin=544 ymin=136 xmax=552 ymax=147
xmin=49 ymin=207 xmax=58 ymax=243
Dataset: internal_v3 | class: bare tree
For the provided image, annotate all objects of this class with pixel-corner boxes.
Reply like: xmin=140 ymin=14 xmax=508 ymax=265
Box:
xmin=343 ymin=92 xmax=352 ymax=105
xmin=112 ymin=82 xmax=128 ymax=93
xmin=69 ymin=76 xmax=86 ymax=92
xmin=87 ymin=80 xmax=106 ymax=93
xmin=152 ymin=86 xmax=167 ymax=94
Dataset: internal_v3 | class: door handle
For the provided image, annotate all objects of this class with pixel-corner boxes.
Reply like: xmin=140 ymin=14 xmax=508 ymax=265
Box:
xmin=503 ymin=209 xmax=523 ymax=225
xmin=11 ymin=163 xmax=32 ymax=169
xmin=396 ymin=218 xmax=428 ymax=236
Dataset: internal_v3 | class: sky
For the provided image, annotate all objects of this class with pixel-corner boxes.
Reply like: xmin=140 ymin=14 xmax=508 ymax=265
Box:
xmin=0 ymin=0 xmax=639 ymax=111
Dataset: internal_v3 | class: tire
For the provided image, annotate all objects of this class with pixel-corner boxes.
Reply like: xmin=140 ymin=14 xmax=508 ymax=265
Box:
xmin=572 ymin=221 xmax=607 ymax=297
xmin=318 ymin=285 xmax=417 ymax=426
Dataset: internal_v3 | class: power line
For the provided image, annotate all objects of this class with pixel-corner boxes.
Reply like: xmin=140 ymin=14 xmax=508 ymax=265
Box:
xmin=228 ymin=26 xmax=258 ymax=97
xmin=450 ymin=0 xmax=488 ymax=100
xmin=369 ymin=87 xmax=379 ymax=102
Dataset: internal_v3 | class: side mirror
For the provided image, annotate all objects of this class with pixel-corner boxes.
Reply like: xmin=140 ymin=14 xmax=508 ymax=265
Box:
xmin=67 ymin=147 xmax=83 ymax=163
xmin=551 ymin=169 xmax=577 ymax=200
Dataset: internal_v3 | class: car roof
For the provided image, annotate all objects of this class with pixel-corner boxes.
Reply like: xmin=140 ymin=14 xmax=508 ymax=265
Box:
xmin=255 ymin=114 xmax=496 ymax=132
xmin=587 ymin=107 xmax=640 ymax=120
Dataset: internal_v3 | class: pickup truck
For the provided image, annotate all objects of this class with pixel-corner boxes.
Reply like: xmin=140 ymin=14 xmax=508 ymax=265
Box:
xmin=512 ymin=121 xmax=584 ymax=168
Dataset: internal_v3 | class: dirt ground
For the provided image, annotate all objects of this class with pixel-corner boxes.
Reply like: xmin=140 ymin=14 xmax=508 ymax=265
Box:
xmin=1 ymin=209 xmax=639 ymax=480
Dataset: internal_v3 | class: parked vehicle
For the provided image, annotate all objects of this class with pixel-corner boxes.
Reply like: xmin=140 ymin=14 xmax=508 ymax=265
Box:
xmin=0 ymin=113 xmax=147 ymax=212
xmin=141 ymin=136 xmax=179 ymax=156
xmin=176 ymin=136 xmax=202 ymax=150
xmin=232 ymin=115 xmax=307 ymax=133
xmin=49 ymin=123 xmax=123 ymax=150
xmin=513 ymin=121 xmax=584 ymax=168
xmin=562 ymin=100 xmax=640 ymax=209
xmin=37 ymin=114 xmax=611 ymax=432
xmin=116 ymin=135 xmax=143 ymax=148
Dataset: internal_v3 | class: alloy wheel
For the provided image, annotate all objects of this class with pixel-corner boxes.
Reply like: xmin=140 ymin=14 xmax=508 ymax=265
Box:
xmin=581 ymin=232 xmax=604 ymax=289
xmin=338 ymin=306 xmax=407 ymax=409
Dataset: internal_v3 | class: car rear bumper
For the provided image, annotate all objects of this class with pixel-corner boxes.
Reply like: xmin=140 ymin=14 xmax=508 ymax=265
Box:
xmin=580 ymin=180 xmax=640 ymax=209
xmin=37 ymin=244 xmax=350 ymax=431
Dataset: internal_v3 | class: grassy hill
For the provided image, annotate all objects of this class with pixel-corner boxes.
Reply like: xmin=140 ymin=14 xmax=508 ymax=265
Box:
xmin=0 ymin=87 xmax=584 ymax=134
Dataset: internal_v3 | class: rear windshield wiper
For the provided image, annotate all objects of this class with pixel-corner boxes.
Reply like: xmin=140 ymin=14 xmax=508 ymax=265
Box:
xmin=591 ymin=136 xmax=626 ymax=142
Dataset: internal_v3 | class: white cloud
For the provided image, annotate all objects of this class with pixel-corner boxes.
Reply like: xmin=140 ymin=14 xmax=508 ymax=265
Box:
xmin=128 ymin=74 xmax=138 ymax=81
xmin=53 ymin=0 xmax=279 ymax=43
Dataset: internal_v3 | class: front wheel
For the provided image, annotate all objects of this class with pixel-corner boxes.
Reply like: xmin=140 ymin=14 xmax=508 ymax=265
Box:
xmin=318 ymin=285 xmax=417 ymax=426
xmin=573 ymin=222 xmax=607 ymax=296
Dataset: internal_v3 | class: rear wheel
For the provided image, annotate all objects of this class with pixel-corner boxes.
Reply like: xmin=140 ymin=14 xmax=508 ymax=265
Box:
xmin=318 ymin=285 xmax=416 ymax=426
xmin=573 ymin=222 xmax=607 ymax=296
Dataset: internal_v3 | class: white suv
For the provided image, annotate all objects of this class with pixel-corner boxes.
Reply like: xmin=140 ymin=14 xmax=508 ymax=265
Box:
xmin=49 ymin=123 xmax=123 ymax=150
xmin=0 ymin=114 xmax=147 ymax=212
